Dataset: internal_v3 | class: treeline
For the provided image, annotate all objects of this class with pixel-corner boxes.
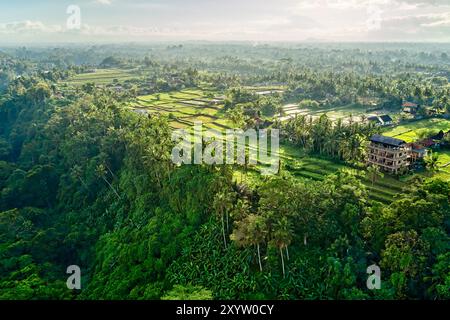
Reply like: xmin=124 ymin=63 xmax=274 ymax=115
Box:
xmin=279 ymin=114 xmax=379 ymax=164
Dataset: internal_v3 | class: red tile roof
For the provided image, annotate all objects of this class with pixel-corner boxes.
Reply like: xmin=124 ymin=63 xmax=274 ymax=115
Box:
xmin=402 ymin=102 xmax=418 ymax=107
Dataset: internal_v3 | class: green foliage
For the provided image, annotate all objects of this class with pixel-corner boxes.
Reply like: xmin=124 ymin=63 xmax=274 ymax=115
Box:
xmin=0 ymin=45 xmax=449 ymax=301
xmin=162 ymin=285 xmax=213 ymax=300
xmin=299 ymin=99 xmax=320 ymax=109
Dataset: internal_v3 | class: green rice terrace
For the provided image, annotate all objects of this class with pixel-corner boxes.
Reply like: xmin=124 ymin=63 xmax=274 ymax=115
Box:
xmin=383 ymin=118 xmax=450 ymax=143
xmin=63 ymin=68 xmax=137 ymax=86
xmin=127 ymin=87 xmax=421 ymax=204
xmin=60 ymin=71 xmax=445 ymax=204
xmin=436 ymin=150 xmax=450 ymax=180
xmin=129 ymin=88 xmax=232 ymax=130
xmin=383 ymin=118 xmax=450 ymax=180
xmin=270 ymin=144 xmax=406 ymax=204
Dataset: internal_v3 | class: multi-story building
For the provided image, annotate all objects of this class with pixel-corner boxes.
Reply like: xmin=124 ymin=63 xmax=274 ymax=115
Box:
xmin=367 ymin=134 xmax=410 ymax=174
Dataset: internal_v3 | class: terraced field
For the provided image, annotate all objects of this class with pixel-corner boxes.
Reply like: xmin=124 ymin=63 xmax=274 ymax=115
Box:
xmin=278 ymin=145 xmax=406 ymax=203
xmin=384 ymin=118 xmax=450 ymax=143
xmin=64 ymin=68 xmax=137 ymax=85
xmin=436 ymin=150 xmax=450 ymax=180
xmin=129 ymin=88 xmax=428 ymax=202
xmin=236 ymin=142 xmax=406 ymax=203
xmin=130 ymin=88 xmax=232 ymax=130
xmin=278 ymin=103 xmax=381 ymax=124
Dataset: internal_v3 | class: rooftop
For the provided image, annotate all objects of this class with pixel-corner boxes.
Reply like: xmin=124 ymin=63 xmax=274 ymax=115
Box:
xmin=368 ymin=116 xmax=380 ymax=122
xmin=379 ymin=115 xmax=393 ymax=122
xmin=403 ymin=102 xmax=418 ymax=107
xmin=370 ymin=134 xmax=406 ymax=147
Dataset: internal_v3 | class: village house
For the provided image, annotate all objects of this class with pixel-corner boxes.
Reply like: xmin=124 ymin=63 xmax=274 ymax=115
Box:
xmin=367 ymin=116 xmax=382 ymax=125
xmin=407 ymin=142 xmax=428 ymax=164
xmin=367 ymin=114 xmax=393 ymax=126
xmin=402 ymin=102 xmax=419 ymax=114
xmin=379 ymin=115 xmax=393 ymax=126
xmin=367 ymin=131 xmax=443 ymax=174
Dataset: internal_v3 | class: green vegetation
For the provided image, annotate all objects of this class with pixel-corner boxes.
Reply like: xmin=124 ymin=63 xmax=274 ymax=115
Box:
xmin=384 ymin=118 xmax=450 ymax=143
xmin=64 ymin=68 xmax=137 ymax=86
xmin=130 ymin=88 xmax=228 ymax=130
xmin=436 ymin=151 xmax=450 ymax=180
xmin=0 ymin=43 xmax=449 ymax=301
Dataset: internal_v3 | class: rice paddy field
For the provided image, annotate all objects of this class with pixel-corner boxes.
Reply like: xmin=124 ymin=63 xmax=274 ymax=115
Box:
xmin=130 ymin=88 xmax=233 ymax=130
xmin=63 ymin=79 xmax=446 ymax=202
xmin=383 ymin=118 xmax=450 ymax=143
xmin=64 ymin=68 xmax=137 ymax=86
xmin=130 ymin=88 xmax=442 ymax=203
xmin=233 ymin=141 xmax=407 ymax=204
xmin=436 ymin=150 xmax=450 ymax=180
xmin=279 ymin=103 xmax=380 ymax=124
xmin=280 ymin=145 xmax=407 ymax=204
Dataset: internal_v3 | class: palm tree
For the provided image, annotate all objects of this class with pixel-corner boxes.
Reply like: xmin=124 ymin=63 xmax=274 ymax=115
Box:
xmin=226 ymin=107 xmax=245 ymax=129
xmin=231 ymin=214 xmax=267 ymax=272
xmin=249 ymin=215 xmax=268 ymax=272
xmin=271 ymin=216 xmax=293 ymax=278
xmin=95 ymin=163 xmax=121 ymax=199
xmin=425 ymin=151 xmax=440 ymax=174
xmin=230 ymin=199 xmax=251 ymax=221
xmin=213 ymin=191 xmax=235 ymax=248
xmin=367 ymin=165 xmax=384 ymax=186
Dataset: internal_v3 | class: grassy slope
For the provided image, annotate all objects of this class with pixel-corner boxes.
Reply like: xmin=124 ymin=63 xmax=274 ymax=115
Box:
xmin=384 ymin=118 xmax=450 ymax=142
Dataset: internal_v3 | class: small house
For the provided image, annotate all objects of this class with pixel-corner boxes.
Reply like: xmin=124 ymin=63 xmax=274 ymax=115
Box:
xmin=367 ymin=115 xmax=393 ymax=126
xmin=402 ymin=102 xmax=419 ymax=114
xmin=407 ymin=143 xmax=428 ymax=163
xmin=379 ymin=115 xmax=393 ymax=126
xmin=418 ymin=138 xmax=437 ymax=148
xmin=368 ymin=116 xmax=382 ymax=125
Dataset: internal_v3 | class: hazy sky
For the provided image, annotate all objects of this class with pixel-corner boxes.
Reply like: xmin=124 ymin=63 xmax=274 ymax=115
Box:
xmin=0 ymin=0 xmax=449 ymax=43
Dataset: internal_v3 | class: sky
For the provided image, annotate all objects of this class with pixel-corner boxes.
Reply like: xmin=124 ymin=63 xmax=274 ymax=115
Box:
xmin=0 ymin=0 xmax=449 ymax=43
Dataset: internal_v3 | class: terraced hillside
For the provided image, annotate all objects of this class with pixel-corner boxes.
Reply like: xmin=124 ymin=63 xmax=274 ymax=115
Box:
xmin=129 ymin=88 xmax=413 ymax=203
xmin=237 ymin=142 xmax=407 ymax=204
xmin=279 ymin=148 xmax=406 ymax=204
xmin=130 ymin=88 xmax=232 ymax=130
xmin=64 ymin=68 xmax=137 ymax=86
xmin=384 ymin=118 xmax=450 ymax=143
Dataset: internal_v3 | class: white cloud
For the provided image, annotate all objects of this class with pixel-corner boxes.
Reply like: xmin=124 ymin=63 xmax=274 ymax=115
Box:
xmin=366 ymin=12 xmax=450 ymax=41
xmin=95 ymin=0 xmax=112 ymax=5
xmin=399 ymin=0 xmax=450 ymax=6
xmin=0 ymin=1 xmax=449 ymax=42
xmin=296 ymin=0 xmax=389 ymax=10
xmin=0 ymin=20 xmax=62 ymax=34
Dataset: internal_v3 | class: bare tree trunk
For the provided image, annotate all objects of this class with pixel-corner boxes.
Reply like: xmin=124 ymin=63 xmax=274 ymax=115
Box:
xmin=285 ymin=246 xmax=290 ymax=261
xmin=257 ymin=243 xmax=263 ymax=272
xmin=78 ymin=177 xmax=88 ymax=190
xmin=226 ymin=212 xmax=229 ymax=234
xmin=105 ymin=163 xmax=117 ymax=180
xmin=280 ymin=247 xmax=285 ymax=278
xmin=221 ymin=214 xmax=227 ymax=249
xmin=304 ymin=234 xmax=308 ymax=246
xmin=102 ymin=177 xmax=121 ymax=200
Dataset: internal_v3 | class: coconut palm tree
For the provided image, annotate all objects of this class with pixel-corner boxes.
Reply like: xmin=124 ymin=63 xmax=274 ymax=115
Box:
xmin=425 ymin=151 xmax=440 ymax=174
xmin=367 ymin=165 xmax=384 ymax=186
xmin=271 ymin=216 xmax=293 ymax=278
xmin=231 ymin=214 xmax=267 ymax=272
xmin=213 ymin=191 xmax=235 ymax=248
